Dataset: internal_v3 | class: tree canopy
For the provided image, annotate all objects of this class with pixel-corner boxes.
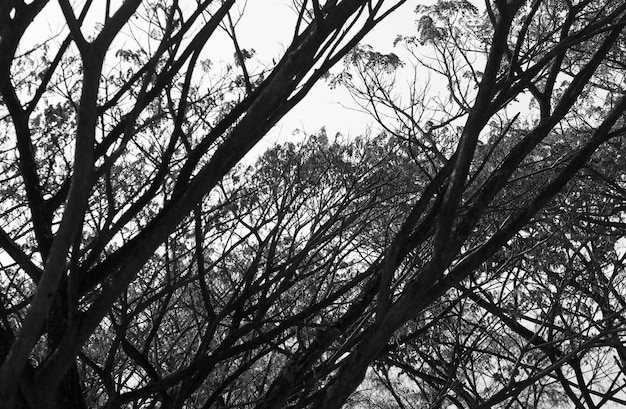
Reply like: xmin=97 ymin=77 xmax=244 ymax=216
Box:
xmin=1 ymin=0 xmax=626 ymax=408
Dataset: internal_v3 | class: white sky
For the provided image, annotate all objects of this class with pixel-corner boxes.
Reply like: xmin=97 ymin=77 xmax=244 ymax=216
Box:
xmin=19 ymin=0 xmax=427 ymax=148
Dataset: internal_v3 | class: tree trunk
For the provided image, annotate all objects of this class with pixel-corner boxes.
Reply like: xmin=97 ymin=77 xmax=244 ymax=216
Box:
xmin=46 ymin=285 xmax=87 ymax=409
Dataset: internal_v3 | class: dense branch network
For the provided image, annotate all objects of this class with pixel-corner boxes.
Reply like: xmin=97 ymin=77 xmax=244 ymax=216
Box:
xmin=0 ymin=0 xmax=625 ymax=408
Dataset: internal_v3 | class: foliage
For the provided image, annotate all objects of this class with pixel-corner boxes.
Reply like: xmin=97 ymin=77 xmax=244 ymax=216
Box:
xmin=2 ymin=0 xmax=626 ymax=408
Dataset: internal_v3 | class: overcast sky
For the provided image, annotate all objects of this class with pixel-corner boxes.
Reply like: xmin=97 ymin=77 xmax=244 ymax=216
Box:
xmin=19 ymin=1 xmax=433 ymax=156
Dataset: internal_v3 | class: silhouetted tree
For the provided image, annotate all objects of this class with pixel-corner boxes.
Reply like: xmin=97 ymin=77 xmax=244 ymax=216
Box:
xmin=2 ymin=0 xmax=626 ymax=408
xmin=0 ymin=1 xmax=406 ymax=408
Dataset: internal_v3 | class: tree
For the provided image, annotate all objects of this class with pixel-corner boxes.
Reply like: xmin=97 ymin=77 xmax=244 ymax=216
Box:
xmin=64 ymin=132 xmax=420 ymax=408
xmin=0 ymin=1 xmax=406 ymax=408
xmin=2 ymin=0 xmax=626 ymax=408
xmin=325 ymin=0 xmax=626 ymax=407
